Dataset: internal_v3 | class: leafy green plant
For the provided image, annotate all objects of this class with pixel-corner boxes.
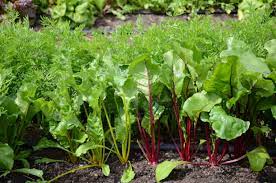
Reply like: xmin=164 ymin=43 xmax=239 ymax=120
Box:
xmin=120 ymin=163 xmax=135 ymax=183
xmin=33 ymin=61 xmax=112 ymax=181
xmin=0 ymin=76 xmax=44 ymax=179
xmin=50 ymin=0 xmax=106 ymax=26
xmin=155 ymin=160 xmax=188 ymax=182
xmin=129 ymin=55 xmax=164 ymax=165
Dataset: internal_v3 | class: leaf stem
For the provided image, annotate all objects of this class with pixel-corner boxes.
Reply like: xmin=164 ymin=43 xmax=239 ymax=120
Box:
xmin=48 ymin=164 xmax=97 ymax=183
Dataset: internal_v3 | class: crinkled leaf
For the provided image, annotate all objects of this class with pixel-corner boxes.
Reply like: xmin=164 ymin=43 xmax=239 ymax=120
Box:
xmin=156 ymin=160 xmax=187 ymax=182
xmin=182 ymin=90 xmax=221 ymax=121
xmin=52 ymin=3 xmax=66 ymax=19
xmin=15 ymin=82 xmax=37 ymax=116
xmin=52 ymin=113 xmax=83 ymax=137
xmin=238 ymin=0 xmax=265 ymax=20
xmin=247 ymin=146 xmax=271 ymax=172
xmin=0 ymin=143 xmax=14 ymax=170
xmin=87 ymin=114 xmax=104 ymax=144
xmin=206 ymin=106 xmax=250 ymax=141
xmin=251 ymin=125 xmax=271 ymax=136
xmin=75 ymin=141 xmax=97 ymax=157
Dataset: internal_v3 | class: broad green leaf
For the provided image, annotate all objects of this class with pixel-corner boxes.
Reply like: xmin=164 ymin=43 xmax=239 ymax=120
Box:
xmin=141 ymin=103 xmax=165 ymax=135
xmin=0 ymin=96 xmax=20 ymax=116
xmin=0 ymin=97 xmax=20 ymax=142
xmin=208 ymin=38 xmax=274 ymax=108
xmin=160 ymin=50 xmax=186 ymax=97
xmin=247 ymin=146 xmax=271 ymax=171
xmin=265 ymin=39 xmax=276 ymax=70
xmin=256 ymin=96 xmax=276 ymax=111
xmin=14 ymin=168 xmax=43 ymax=179
xmin=75 ymin=141 xmax=97 ymax=157
xmin=33 ymin=98 xmax=55 ymax=119
xmin=0 ymin=143 xmax=14 ymax=170
xmin=73 ymin=3 xmax=90 ymax=23
xmin=118 ymin=78 xmax=137 ymax=104
xmin=238 ymin=0 xmax=265 ymax=20
xmin=87 ymin=114 xmax=104 ymax=144
xmin=182 ymin=90 xmax=221 ymax=121
xmin=156 ymin=160 xmax=186 ymax=182
xmin=73 ymin=131 xmax=88 ymax=143
xmin=271 ymin=106 xmax=276 ymax=119
xmin=103 ymin=54 xmax=127 ymax=88
xmin=251 ymin=125 xmax=271 ymax=136
xmin=115 ymin=111 xmax=135 ymax=143
xmin=121 ymin=164 xmax=135 ymax=183
xmin=102 ymin=164 xmax=110 ymax=176
xmin=15 ymin=82 xmax=37 ymax=116
xmin=52 ymin=3 xmax=66 ymax=19
xmin=220 ymin=37 xmax=250 ymax=58
xmin=204 ymin=57 xmax=248 ymax=109
xmin=204 ymin=61 xmax=234 ymax=98
xmin=207 ymin=106 xmax=250 ymax=141
xmin=52 ymin=113 xmax=83 ymax=137
xmin=129 ymin=55 xmax=160 ymax=100
xmin=33 ymin=138 xmax=64 ymax=151
xmin=254 ymin=78 xmax=275 ymax=97
xmin=94 ymin=0 xmax=105 ymax=11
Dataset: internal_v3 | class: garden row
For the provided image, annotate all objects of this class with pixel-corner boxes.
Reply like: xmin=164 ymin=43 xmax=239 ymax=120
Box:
xmin=0 ymin=10 xmax=275 ymax=182
xmin=0 ymin=0 xmax=275 ymax=26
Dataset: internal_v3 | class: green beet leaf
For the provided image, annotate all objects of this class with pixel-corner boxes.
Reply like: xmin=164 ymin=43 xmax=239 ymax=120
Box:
xmin=264 ymin=39 xmax=276 ymax=70
xmin=94 ymin=0 xmax=106 ymax=11
xmin=160 ymin=50 xmax=186 ymax=97
xmin=0 ymin=143 xmax=14 ymax=170
xmin=51 ymin=3 xmax=66 ymax=19
xmin=141 ymin=102 xmax=165 ymax=135
xmin=14 ymin=168 xmax=43 ymax=179
xmin=156 ymin=160 xmax=187 ymax=182
xmin=207 ymin=106 xmax=250 ymax=141
xmin=102 ymin=164 xmax=110 ymax=176
xmin=128 ymin=55 xmax=160 ymax=100
xmin=75 ymin=141 xmax=97 ymax=157
xmin=271 ymin=106 xmax=276 ymax=119
xmin=33 ymin=138 xmax=65 ymax=151
xmin=204 ymin=58 xmax=248 ymax=109
xmin=121 ymin=164 xmax=135 ymax=183
xmin=182 ymin=90 xmax=221 ymax=122
xmin=87 ymin=114 xmax=104 ymax=144
xmin=15 ymin=82 xmax=37 ymax=116
xmin=247 ymin=146 xmax=271 ymax=172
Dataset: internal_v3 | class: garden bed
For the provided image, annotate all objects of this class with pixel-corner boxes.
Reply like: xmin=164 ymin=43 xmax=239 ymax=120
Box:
xmin=3 ymin=150 xmax=276 ymax=183
xmin=0 ymin=8 xmax=275 ymax=183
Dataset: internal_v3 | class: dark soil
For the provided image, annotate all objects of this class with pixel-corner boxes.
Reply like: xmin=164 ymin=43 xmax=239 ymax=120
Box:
xmin=92 ymin=13 xmax=237 ymax=33
xmin=3 ymin=150 xmax=274 ymax=183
